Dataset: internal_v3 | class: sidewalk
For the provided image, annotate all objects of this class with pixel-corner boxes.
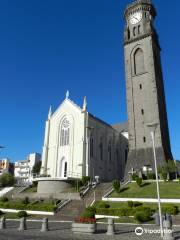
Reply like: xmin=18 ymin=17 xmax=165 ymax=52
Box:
xmin=0 ymin=221 xmax=179 ymax=240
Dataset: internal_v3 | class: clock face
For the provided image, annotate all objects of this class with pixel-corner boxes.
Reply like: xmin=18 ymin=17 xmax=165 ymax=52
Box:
xmin=129 ymin=12 xmax=142 ymax=25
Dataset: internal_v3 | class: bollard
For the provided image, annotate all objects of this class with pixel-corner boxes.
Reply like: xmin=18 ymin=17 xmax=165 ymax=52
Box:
xmin=165 ymin=213 xmax=172 ymax=228
xmin=106 ymin=218 xmax=115 ymax=235
xmin=0 ymin=216 xmax=6 ymax=229
xmin=163 ymin=220 xmax=174 ymax=240
xmin=41 ymin=218 xmax=49 ymax=232
xmin=153 ymin=213 xmax=160 ymax=226
xmin=18 ymin=217 xmax=27 ymax=231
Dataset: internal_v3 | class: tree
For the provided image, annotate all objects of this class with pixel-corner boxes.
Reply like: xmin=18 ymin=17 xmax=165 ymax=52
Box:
xmin=0 ymin=173 xmax=15 ymax=187
xmin=32 ymin=161 xmax=42 ymax=174
xmin=113 ymin=180 xmax=121 ymax=193
xmin=136 ymin=177 xmax=142 ymax=187
xmin=158 ymin=160 xmax=177 ymax=180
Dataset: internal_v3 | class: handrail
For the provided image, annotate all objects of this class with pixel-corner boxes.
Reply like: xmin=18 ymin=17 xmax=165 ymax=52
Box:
xmin=103 ymin=186 xmax=114 ymax=198
xmin=55 ymin=199 xmax=72 ymax=213
xmin=85 ymin=191 xmax=96 ymax=207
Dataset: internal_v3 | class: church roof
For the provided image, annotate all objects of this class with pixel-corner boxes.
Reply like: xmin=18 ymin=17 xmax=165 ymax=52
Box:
xmin=88 ymin=113 xmax=113 ymax=129
xmin=112 ymin=122 xmax=128 ymax=133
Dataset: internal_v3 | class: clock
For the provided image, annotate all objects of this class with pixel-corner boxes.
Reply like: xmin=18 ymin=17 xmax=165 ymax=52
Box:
xmin=129 ymin=12 xmax=142 ymax=25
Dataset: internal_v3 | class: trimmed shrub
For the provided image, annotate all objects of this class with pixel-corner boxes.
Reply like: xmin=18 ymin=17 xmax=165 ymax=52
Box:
xmin=21 ymin=197 xmax=30 ymax=205
xmin=133 ymin=202 xmax=143 ymax=208
xmin=142 ymin=174 xmax=147 ymax=180
xmin=132 ymin=174 xmax=138 ymax=181
xmin=0 ymin=196 xmax=9 ymax=202
xmin=118 ymin=208 xmax=134 ymax=217
xmin=147 ymin=173 xmax=156 ymax=180
xmin=81 ymin=211 xmax=95 ymax=218
xmin=96 ymin=208 xmax=134 ymax=217
xmin=113 ymin=180 xmax=121 ymax=193
xmin=17 ymin=211 xmax=27 ymax=218
xmin=81 ymin=206 xmax=96 ymax=219
xmin=127 ymin=201 xmax=133 ymax=208
xmin=134 ymin=207 xmax=152 ymax=223
xmin=98 ymin=202 xmax=110 ymax=209
xmin=162 ymin=205 xmax=179 ymax=215
xmin=162 ymin=172 xmax=167 ymax=181
xmin=136 ymin=177 xmax=142 ymax=187
xmin=86 ymin=206 xmax=96 ymax=214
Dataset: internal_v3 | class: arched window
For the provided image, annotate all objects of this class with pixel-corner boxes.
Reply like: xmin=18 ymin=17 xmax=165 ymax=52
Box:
xmin=133 ymin=27 xmax=136 ymax=37
xmin=90 ymin=134 xmax=94 ymax=158
xmin=99 ymin=138 xmax=103 ymax=161
xmin=134 ymin=48 xmax=145 ymax=75
xmin=108 ymin=140 xmax=112 ymax=162
xmin=64 ymin=162 xmax=67 ymax=177
xmin=60 ymin=118 xmax=70 ymax=146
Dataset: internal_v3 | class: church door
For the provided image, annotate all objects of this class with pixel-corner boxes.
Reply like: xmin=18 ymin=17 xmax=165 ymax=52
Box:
xmin=60 ymin=157 xmax=67 ymax=178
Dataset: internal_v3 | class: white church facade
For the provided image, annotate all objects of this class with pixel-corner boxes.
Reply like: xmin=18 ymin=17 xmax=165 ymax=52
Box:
xmin=40 ymin=92 xmax=128 ymax=182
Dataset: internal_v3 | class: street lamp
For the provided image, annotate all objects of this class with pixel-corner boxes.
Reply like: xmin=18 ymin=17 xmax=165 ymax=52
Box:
xmin=147 ymin=123 xmax=163 ymax=238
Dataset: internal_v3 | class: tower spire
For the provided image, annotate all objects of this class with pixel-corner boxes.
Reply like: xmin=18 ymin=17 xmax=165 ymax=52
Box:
xmin=66 ymin=90 xmax=70 ymax=99
xmin=48 ymin=106 xmax=52 ymax=119
xmin=82 ymin=96 xmax=87 ymax=112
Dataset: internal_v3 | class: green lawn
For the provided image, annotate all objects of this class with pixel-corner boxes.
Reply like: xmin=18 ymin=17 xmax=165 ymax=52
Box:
xmin=94 ymin=200 xmax=180 ymax=211
xmin=0 ymin=199 xmax=56 ymax=212
xmin=110 ymin=182 xmax=180 ymax=199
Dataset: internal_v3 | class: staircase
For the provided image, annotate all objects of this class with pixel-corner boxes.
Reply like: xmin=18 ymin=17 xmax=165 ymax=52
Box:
xmin=53 ymin=182 xmax=113 ymax=221
xmin=53 ymin=199 xmax=86 ymax=221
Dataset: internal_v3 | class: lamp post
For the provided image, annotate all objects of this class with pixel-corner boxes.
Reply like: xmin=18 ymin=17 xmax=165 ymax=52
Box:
xmin=147 ymin=123 xmax=163 ymax=238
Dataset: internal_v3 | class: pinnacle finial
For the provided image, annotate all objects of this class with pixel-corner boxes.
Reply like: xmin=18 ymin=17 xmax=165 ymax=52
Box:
xmin=66 ymin=90 xmax=70 ymax=99
xmin=48 ymin=106 xmax=52 ymax=119
xmin=82 ymin=96 xmax=87 ymax=112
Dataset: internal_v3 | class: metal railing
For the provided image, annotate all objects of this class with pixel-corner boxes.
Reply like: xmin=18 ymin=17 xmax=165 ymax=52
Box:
xmin=85 ymin=191 xmax=96 ymax=207
xmin=55 ymin=199 xmax=72 ymax=213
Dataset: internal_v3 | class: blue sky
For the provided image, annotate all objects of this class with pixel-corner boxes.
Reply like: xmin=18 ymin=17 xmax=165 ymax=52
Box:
xmin=0 ymin=0 xmax=180 ymax=161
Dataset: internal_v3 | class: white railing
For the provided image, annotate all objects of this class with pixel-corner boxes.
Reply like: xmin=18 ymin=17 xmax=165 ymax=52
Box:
xmin=103 ymin=186 xmax=114 ymax=198
xmin=55 ymin=199 xmax=72 ymax=213
xmin=85 ymin=191 xmax=96 ymax=207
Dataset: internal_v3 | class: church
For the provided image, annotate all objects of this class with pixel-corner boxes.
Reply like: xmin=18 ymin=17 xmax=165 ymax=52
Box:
xmin=40 ymin=91 xmax=128 ymax=182
xmin=39 ymin=0 xmax=173 ymax=189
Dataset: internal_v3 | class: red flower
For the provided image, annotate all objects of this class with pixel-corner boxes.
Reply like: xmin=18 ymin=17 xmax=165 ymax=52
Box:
xmin=75 ymin=217 xmax=96 ymax=223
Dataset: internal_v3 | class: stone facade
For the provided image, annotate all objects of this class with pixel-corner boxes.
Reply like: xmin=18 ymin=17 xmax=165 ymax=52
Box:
xmin=124 ymin=0 xmax=172 ymax=176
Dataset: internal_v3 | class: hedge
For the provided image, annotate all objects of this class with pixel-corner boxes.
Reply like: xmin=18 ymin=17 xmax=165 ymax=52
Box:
xmin=17 ymin=211 xmax=28 ymax=218
xmin=0 ymin=202 xmax=55 ymax=212
xmin=161 ymin=205 xmax=179 ymax=215
xmin=96 ymin=208 xmax=135 ymax=217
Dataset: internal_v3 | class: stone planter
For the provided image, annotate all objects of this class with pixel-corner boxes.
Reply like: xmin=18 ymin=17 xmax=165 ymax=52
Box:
xmin=72 ymin=222 xmax=96 ymax=234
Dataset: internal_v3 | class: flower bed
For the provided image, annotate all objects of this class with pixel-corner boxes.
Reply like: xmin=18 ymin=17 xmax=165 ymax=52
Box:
xmin=75 ymin=217 xmax=96 ymax=224
xmin=72 ymin=217 xmax=96 ymax=234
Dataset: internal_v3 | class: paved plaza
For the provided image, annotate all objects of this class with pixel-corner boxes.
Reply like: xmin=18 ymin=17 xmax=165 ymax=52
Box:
xmin=0 ymin=221 xmax=180 ymax=240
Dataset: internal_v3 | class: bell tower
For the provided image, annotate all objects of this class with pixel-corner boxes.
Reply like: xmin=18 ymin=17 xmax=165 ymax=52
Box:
xmin=124 ymin=0 xmax=173 ymax=175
